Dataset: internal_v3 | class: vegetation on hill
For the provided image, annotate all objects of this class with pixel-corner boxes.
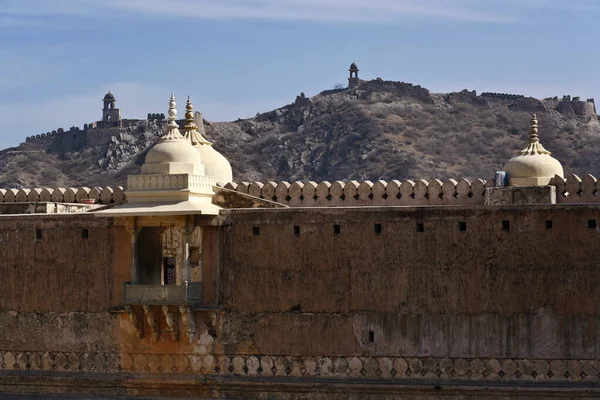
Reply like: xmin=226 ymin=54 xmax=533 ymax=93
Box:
xmin=1 ymin=80 xmax=599 ymax=188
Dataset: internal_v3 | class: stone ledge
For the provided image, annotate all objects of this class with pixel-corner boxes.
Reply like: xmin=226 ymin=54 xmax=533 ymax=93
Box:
xmin=485 ymin=186 xmax=556 ymax=206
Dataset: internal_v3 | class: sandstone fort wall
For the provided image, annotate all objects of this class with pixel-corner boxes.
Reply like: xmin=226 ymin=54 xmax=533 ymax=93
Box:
xmin=0 ymin=215 xmax=119 ymax=355
xmin=0 ymin=206 xmax=599 ymax=396
xmin=220 ymin=206 xmax=600 ymax=360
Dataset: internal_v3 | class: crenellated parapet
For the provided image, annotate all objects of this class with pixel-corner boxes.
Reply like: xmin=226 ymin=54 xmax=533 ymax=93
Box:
xmin=2 ymin=175 xmax=600 ymax=207
xmin=0 ymin=186 xmax=124 ymax=205
xmin=480 ymin=92 xmax=525 ymax=101
xmin=550 ymin=172 xmax=600 ymax=203
xmin=223 ymin=179 xmax=496 ymax=207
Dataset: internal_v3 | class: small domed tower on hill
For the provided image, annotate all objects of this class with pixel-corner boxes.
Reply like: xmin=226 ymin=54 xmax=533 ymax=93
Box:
xmin=348 ymin=62 xmax=359 ymax=89
xmin=101 ymin=90 xmax=122 ymax=128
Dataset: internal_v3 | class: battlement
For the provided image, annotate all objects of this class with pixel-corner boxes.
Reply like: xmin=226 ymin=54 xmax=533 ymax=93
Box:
xmin=0 ymin=186 xmax=124 ymax=205
xmin=147 ymin=113 xmax=166 ymax=121
xmin=480 ymin=92 xmax=525 ymax=101
xmin=224 ymin=179 xmax=494 ymax=206
xmin=1 ymin=174 xmax=600 ymax=207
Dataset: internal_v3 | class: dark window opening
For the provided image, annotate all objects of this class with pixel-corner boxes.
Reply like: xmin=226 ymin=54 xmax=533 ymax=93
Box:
xmin=81 ymin=228 xmax=89 ymax=238
xmin=502 ymin=220 xmax=510 ymax=232
xmin=35 ymin=230 xmax=42 ymax=240
xmin=545 ymin=220 xmax=553 ymax=230
xmin=291 ymin=304 xmax=302 ymax=313
xmin=163 ymin=257 xmax=176 ymax=285
xmin=368 ymin=331 xmax=375 ymax=343
xmin=253 ymin=226 xmax=260 ymax=236
xmin=588 ymin=219 xmax=596 ymax=229
xmin=189 ymin=246 xmax=200 ymax=267
xmin=374 ymin=223 xmax=382 ymax=234
xmin=416 ymin=223 xmax=424 ymax=232
xmin=333 ymin=224 xmax=341 ymax=235
xmin=294 ymin=225 xmax=300 ymax=236
xmin=458 ymin=221 xmax=467 ymax=232
xmin=137 ymin=227 xmax=163 ymax=285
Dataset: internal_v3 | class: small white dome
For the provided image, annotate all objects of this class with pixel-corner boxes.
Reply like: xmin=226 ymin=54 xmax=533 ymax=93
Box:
xmin=504 ymin=154 xmax=564 ymax=186
xmin=504 ymin=115 xmax=564 ymax=186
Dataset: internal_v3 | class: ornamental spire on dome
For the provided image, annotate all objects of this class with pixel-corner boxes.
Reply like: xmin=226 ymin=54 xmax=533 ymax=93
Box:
xmin=162 ymin=93 xmax=185 ymax=140
xmin=182 ymin=96 xmax=212 ymax=146
xmin=518 ymin=114 xmax=550 ymax=156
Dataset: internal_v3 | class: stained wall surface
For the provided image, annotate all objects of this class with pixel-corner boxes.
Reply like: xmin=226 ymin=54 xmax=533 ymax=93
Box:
xmin=1 ymin=206 xmax=600 ymax=398
xmin=0 ymin=215 xmax=118 ymax=353
xmin=220 ymin=206 xmax=600 ymax=360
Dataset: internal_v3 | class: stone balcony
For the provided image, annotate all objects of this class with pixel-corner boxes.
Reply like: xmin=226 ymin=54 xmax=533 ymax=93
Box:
xmin=124 ymin=282 xmax=201 ymax=304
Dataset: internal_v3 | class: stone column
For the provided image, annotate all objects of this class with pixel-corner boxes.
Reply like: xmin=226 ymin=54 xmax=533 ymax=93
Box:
xmin=125 ymin=223 xmax=142 ymax=284
xmin=182 ymin=217 xmax=193 ymax=285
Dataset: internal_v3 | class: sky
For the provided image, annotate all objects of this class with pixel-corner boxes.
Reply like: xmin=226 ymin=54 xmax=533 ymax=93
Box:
xmin=0 ymin=0 xmax=599 ymax=148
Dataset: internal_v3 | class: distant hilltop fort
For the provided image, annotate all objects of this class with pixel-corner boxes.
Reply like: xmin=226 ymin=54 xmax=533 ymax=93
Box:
xmin=20 ymin=91 xmax=203 ymax=152
xmin=19 ymin=64 xmax=598 ymax=153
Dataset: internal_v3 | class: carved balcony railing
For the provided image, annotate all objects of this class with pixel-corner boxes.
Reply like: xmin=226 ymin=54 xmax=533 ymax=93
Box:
xmin=124 ymin=282 xmax=201 ymax=304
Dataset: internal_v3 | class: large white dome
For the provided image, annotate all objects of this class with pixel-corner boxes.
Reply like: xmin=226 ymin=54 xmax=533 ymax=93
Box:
xmin=196 ymin=145 xmax=233 ymax=185
xmin=145 ymin=138 xmax=201 ymax=166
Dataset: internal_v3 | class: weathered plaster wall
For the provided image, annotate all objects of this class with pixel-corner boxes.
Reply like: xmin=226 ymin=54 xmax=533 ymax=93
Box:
xmin=220 ymin=206 xmax=600 ymax=360
xmin=1 ymin=206 xmax=600 ymax=398
xmin=0 ymin=215 xmax=119 ymax=353
xmin=0 ymin=215 xmax=114 ymax=312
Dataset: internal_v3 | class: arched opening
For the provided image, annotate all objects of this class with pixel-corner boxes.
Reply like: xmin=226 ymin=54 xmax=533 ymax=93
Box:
xmin=137 ymin=227 xmax=164 ymax=285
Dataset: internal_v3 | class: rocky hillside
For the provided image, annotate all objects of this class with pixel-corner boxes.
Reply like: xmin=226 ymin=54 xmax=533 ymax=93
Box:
xmin=1 ymin=80 xmax=599 ymax=188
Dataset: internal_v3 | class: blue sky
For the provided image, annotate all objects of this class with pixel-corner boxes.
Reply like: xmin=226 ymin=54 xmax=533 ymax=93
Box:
xmin=0 ymin=0 xmax=598 ymax=148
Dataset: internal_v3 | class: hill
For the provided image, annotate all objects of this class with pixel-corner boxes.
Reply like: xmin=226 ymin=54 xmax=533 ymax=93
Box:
xmin=1 ymin=80 xmax=599 ymax=188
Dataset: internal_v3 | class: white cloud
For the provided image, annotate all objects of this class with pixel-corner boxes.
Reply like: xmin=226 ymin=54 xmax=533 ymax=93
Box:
xmin=2 ymin=0 xmax=597 ymax=25
xmin=0 ymin=0 xmax=517 ymax=24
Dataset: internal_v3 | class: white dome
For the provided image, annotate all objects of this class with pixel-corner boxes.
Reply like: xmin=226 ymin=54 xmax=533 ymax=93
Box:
xmin=504 ymin=115 xmax=564 ymax=186
xmin=145 ymin=138 xmax=201 ymax=165
xmin=195 ymin=145 xmax=233 ymax=184
xmin=504 ymin=154 xmax=564 ymax=186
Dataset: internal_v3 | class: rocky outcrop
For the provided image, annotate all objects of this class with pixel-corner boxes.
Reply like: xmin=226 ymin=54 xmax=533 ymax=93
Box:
xmin=1 ymin=79 xmax=599 ymax=188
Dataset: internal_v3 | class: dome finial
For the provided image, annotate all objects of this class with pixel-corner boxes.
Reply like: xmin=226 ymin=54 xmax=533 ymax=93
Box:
xmin=185 ymin=96 xmax=196 ymax=126
xmin=161 ymin=93 xmax=184 ymax=140
xmin=181 ymin=96 xmax=212 ymax=146
xmin=518 ymin=113 xmax=549 ymax=155
xmin=168 ymin=93 xmax=177 ymax=126
xmin=529 ymin=114 xmax=539 ymax=143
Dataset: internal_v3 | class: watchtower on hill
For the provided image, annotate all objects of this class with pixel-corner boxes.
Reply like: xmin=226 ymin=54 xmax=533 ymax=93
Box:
xmin=100 ymin=90 xmax=122 ymax=128
xmin=348 ymin=61 xmax=359 ymax=88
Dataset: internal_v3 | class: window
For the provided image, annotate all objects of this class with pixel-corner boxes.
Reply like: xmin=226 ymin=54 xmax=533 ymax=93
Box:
xmin=374 ymin=223 xmax=382 ymax=234
xmin=368 ymin=331 xmax=375 ymax=343
xmin=35 ymin=230 xmax=42 ymax=240
xmin=333 ymin=224 xmax=341 ymax=235
xmin=545 ymin=220 xmax=553 ymax=230
xmin=294 ymin=225 xmax=300 ymax=236
xmin=588 ymin=219 xmax=596 ymax=229
xmin=458 ymin=221 xmax=467 ymax=232
xmin=416 ymin=223 xmax=424 ymax=232
xmin=163 ymin=257 xmax=176 ymax=285
xmin=81 ymin=229 xmax=89 ymax=238
xmin=189 ymin=246 xmax=200 ymax=267
xmin=253 ymin=227 xmax=260 ymax=236
xmin=502 ymin=220 xmax=510 ymax=232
